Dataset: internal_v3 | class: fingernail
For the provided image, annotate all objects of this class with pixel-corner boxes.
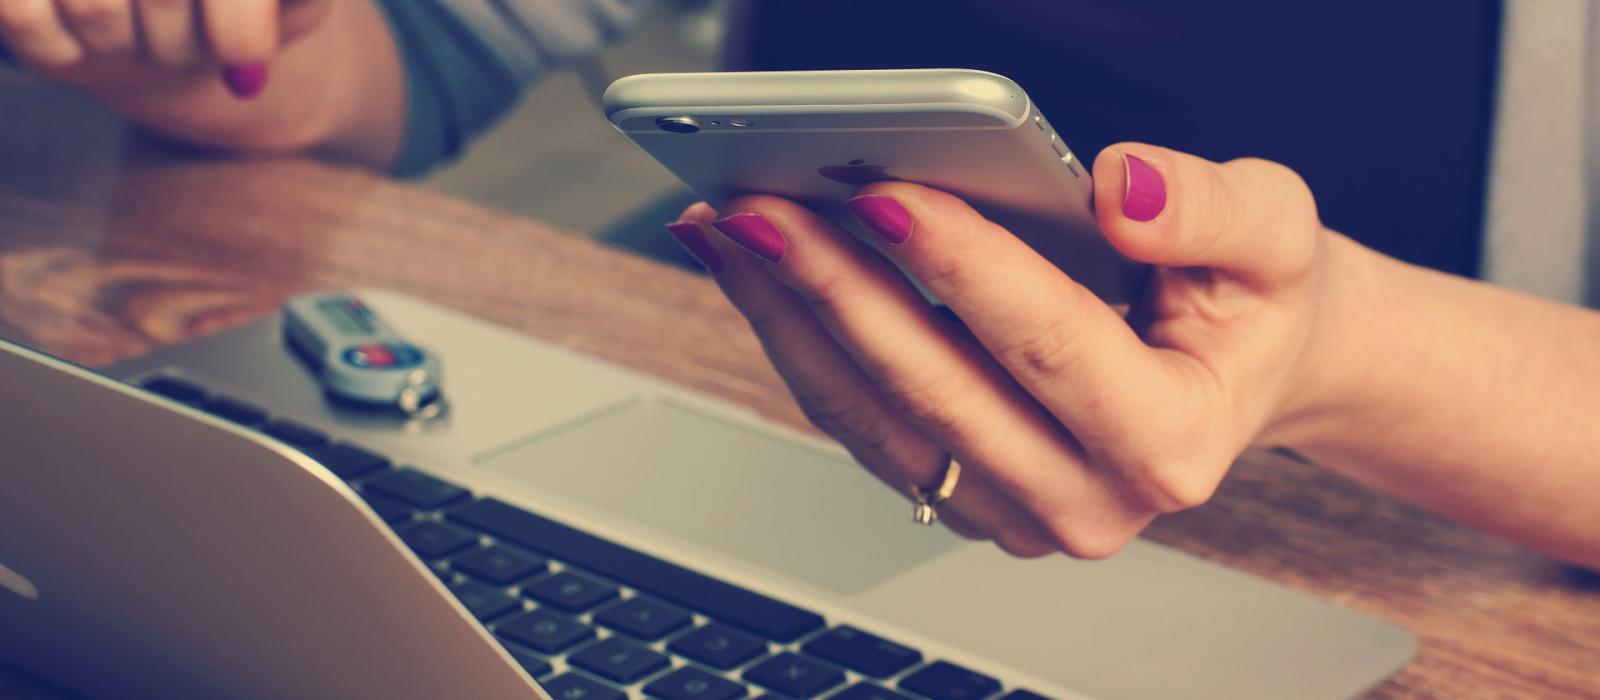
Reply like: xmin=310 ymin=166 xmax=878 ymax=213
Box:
xmin=665 ymin=222 xmax=726 ymax=274
xmin=711 ymin=213 xmax=786 ymax=263
xmin=223 ymin=63 xmax=270 ymax=99
xmin=1122 ymin=153 xmax=1167 ymax=222
xmin=846 ymin=195 xmax=913 ymax=245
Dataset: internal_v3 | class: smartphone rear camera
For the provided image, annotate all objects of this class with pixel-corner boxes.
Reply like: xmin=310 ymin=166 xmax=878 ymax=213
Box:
xmin=656 ymin=117 xmax=701 ymax=134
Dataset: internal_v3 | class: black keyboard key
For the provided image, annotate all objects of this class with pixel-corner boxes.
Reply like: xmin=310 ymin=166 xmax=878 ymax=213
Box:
xmin=743 ymin=653 xmax=845 ymax=699
xmin=569 ymin=636 xmax=671 ymax=684
xmin=362 ymin=493 xmax=415 ymax=525
xmin=595 ymin=597 xmax=692 ymax=641
xmin=997 ymin=691 xmax=1050 ymax=700
xmin=898 ymin=662 xmax=1001 ymax=700
xmin=802 ymin=626 xmax=922 ymax=679
xmin=496 ymin=609 xmax=595 ymax=655
xmin=453 ymin=545 xmax=547 ymax=586
xmin=833 ymin=683 xmax=916 ymax=700
xmin=451 ymin=580 xmax=521 ymax=622
xmin=141 ymin=376 xmax=207 ymax=404
xmin=543 ymin=673 xmax=627 ymax=700
xmin=450 ymin=499 xmax=825 ymax=641
xmin=262 ymin=420 xmax=329 ymax=448
xmin=645 ymin=666 xmax=748 ymax=700
xmin=667 ymin=624 xmax=767 ymax=671
xmin=365 ymin=468 xmax=469 ymax=509
xmin=396 ymin=521 xmax=478 ymax=559
xmin=507 ymin=647 xmax=553 ymax=679
xmin=200 ymin=396 xmax=268 ymax=426
xmin=523 ymin=571 xmax=618 ymax=613
xmin=302 ymin=442 xmax=390 ymax=479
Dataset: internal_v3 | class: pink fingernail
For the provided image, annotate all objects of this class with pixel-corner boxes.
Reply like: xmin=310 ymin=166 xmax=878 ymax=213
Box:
xmin=665 ymin=222 xmax=726 ymax=274
xmin=1122 ymin=153 xmax=1167 ymax=222
xmin=223 ymin=63 xmax=270 ymax=99
xmin=712 ymin=213 xmax=786 ymax=263
xmin=846 ymin=195 xmax=913 ymax=245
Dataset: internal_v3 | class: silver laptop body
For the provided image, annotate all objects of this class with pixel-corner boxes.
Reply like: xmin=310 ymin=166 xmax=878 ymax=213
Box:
xmin=0 ymin=289 xmax=1415 ymax=699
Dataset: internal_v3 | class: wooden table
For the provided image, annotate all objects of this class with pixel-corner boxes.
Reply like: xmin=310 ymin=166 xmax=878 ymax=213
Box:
xmin=1 ymin=88 xmax=1597 ymax=700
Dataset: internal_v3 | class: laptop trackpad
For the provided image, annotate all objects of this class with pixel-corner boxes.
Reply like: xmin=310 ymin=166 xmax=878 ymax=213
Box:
xmin=473 ymin=399 xmax=960 ymax=594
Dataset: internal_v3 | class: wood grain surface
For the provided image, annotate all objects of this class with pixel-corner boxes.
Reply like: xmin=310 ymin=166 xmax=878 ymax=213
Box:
xmin=0 ymin=89 xmax=1596 ymax=700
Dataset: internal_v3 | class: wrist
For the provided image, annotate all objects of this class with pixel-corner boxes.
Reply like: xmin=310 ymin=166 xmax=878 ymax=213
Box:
xmin=1258 ymin=229 xmax=1398 ymax=451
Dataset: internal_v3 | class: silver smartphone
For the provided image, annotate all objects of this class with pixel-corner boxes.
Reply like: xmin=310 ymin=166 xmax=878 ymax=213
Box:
xmin=603 ymin=69 xmax=1139 ymax=302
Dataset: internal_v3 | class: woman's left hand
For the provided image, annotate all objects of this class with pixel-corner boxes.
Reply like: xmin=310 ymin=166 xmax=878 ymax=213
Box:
xmin=0 ymin=0 xmax=334 ymax=99
xmin=665 ymin=142 xmax=1343 ymax=558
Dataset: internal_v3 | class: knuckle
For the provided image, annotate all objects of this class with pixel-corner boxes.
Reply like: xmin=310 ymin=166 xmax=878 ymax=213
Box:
xmin=1062 ymin=533 xmax=1129 ymax=560
xmin=993 ymin=531 xmax=1056 ymax=559
xmin=992 ymin=315 xmax=1083 ymax=383
xmin=1223 ymin=157 xmax=1320 ymax=226
xmin=911 ymin=254 xmax=973 ymax=296
xmin=794 ymin=269 xmax=852 ymax=311
xmin=1122 ymin=452 xmax=1224 ymax=513
xmin=1162 ymin=475 xmax=1222 ymax=512
xmin=877 ymin=371 xmax=964 ymax=434
xmin=739 ymin=303 xmax=788 ymax=342
xmin=1193 ymin=157 xmax=1323 ymax=274
xmin=1043 ymin=519 xmax=1131 ymax=560
xmin=1228 ymin=157 xmax=1305 ymax=190
xmin=800 ymin=395 xmax=891 ymax=451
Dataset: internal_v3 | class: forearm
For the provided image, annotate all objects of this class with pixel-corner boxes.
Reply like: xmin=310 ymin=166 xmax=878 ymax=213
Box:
xmin=88 ymin=0 xmax=404 ymax=168
xmin=1287 ymin=233 xmax=1600 ymax=567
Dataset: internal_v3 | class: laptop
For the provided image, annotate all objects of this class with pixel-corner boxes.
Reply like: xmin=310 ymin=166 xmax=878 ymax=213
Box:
xmin=0 ymin=289 xmax=1415 ymax=700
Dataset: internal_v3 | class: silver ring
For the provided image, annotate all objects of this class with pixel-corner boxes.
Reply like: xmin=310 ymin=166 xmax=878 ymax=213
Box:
xmin=910 ymin=459 xmax=962 ymax=526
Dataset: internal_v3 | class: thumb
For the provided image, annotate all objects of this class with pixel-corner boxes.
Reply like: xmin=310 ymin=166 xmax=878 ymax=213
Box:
xmin=1092 ymin=144 xmax=1321 ymax=286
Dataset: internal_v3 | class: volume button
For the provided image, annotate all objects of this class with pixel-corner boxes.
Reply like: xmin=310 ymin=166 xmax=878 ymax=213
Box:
xmin=1050 ymin=133 xmax=1071 ymax=159
xmin=1064 ymin=155 xmax=1084 ymax=178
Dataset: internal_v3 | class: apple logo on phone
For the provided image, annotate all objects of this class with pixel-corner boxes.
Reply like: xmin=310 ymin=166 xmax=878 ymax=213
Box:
xmin=818 ymin=159 xmax=901 ymax=185
xmin=0 ymin=560 xmax=39 ymax=601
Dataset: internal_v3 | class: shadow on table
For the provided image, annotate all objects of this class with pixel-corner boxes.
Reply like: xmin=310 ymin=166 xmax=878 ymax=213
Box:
xmin=595 ymin=189 xmax=705 ymax=273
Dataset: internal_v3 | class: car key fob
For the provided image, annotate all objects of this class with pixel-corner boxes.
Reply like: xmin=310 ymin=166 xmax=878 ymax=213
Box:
xmin=283 ymin=292 xmax=443 ymax=419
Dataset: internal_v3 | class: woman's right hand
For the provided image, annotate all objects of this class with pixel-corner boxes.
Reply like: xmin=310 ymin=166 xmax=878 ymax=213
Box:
xmin=668 ymin=144 xmax=1356 ymax=558
xmin=0 ymin=0 xmax=333 ymax=99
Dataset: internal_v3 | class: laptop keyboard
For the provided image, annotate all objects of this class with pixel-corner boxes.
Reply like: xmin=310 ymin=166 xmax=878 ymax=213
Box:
xmin=140 ymin=376 xmax=1053 ymax=700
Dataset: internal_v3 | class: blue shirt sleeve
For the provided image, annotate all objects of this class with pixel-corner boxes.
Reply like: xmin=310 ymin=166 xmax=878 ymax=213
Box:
xmin=373 ymin=0 xmax=642 ymax=177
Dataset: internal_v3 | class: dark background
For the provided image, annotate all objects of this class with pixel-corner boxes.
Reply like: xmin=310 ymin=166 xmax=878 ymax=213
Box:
xmin=733 ymin=0 xmax=1505 ymax=278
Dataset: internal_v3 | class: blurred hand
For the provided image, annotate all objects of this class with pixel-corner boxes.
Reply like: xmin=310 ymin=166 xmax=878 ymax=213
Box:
xmin=0 ymin=0 xmax=333 ymax=98
xmin=666 ymin=144 xmax=1342 ymax=558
